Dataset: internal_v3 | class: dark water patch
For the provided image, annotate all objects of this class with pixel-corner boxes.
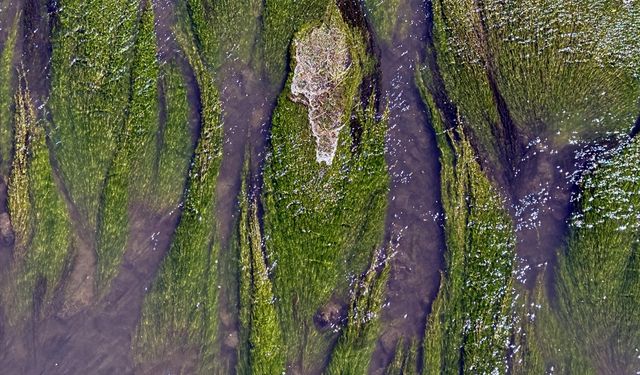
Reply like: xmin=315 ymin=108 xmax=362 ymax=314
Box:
xmin=631 ymin=112 xmax=640 ymax=139
xmin=370 ymin=0 xmax=445 ymax=372
xmin=152 ymin=0 xmax=180 ymax=62
xmin=510 ymin=141 xmax=577 ymax=288
xmin=21 ymin=0 xmax=52 ymax=106
xmin=0 ymin=1 xmax=19 ymax=44
xmin=216 ymin=66 xmax=276 ymax=246
xmin=509 ymin=130 xmax=635 ymax=287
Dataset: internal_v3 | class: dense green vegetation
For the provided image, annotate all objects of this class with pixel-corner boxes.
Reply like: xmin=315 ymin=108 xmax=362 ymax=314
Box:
xmin=182 ymin=0 xmax=262 ymax=68
xmin=236 ymin=179 xmax=286 ymax=375
xmin=261 ymin=0 xmax=329 ymax=82
xmin=0 ymin=10 xmax=18 ymax=175
xmin=363 ymin=0 xmax=400 ymax=42
xmin=325 ymin=247 xmax=390 ymax=375
xmin=510 ymin=273 xmax=548 ymax=375
xmin=529 ymin=138 xmax=640 ymax=373
xmin=418 ymin=74 xmax=516 ymax=374
xmin=384 ymin=339 xmax=419 ymax=375
xmin=152 ymin=61 xmax=193 ymax=209
xmin=2 ymin=0 xmax=638 ymax=373
xmin=5 ymin=78 xmax=72 ymax=325
xmin=133 ymin=15 xmax=224 ymax=371
xmin=426 ymin=3 xmax=640 ymax=374
xmin=7 ymin=73 xmax=32 ymax=253
xmin=95 ymin=0 xmax=159 ymax=293
xmin=262 ymin=3 xmax=388 ymax=370
xmin=430 ymin=0 xmax=640 ymax=169
xmin=49 ymin=0 xmax=141 ymax=226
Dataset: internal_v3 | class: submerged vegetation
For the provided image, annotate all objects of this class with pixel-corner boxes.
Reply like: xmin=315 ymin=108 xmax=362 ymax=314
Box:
xmin=430 ymin=0 xmax=640 ymax=171
xmin=133 ymin=9 xmax=223 ymax=372
xmin=261 ymin=0 xmax=329 ymax=82
xmin=95 ymin=0 xmax=159 ymax=293
xmin=236 ymin=178 xmax=285 ymax=375
xmin=325 ymin=247 xmax=390 ymax=375
xmin=4 ymin=77 xmax=72 ymax=325
xmin=152 ymin=61 xmax=193 ymax=209
xmin=0 ymin=9 xmax=18 ymax=175
xmin=384 ymin=339 xmax=419 ymax=375
xmin=419 ymin=79 xmax=516 ymax=374
xmin=183 ymin=0 xmax=263 ymax=68
xmin=262 ymin=3 xmax=388 ymax=370
xmin=363 ymin=0 xmax=401 ymax=43
xmin=49 ymin=0 xmax=141 ymax=226
xmin=425 ymin=1 xmax=640 ymax=373
xmin=528 ymin=138 xmax=640 ymax=373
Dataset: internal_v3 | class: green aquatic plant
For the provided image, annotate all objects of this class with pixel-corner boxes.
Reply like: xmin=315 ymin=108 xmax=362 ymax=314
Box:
xmin=261 ymin=0 xmax=329 ymax=82
xmin=5 ymin=78 xmax=72 ymax=325
xmin=384 ymin=339 xmax=419 ymax=375
xmin=133 ymin=21 xmax=224 ymax=372
xmin=236 ymin=184 xmax=286 ymax=375
xmin=363 ymin=0 xmax=400 ymax=43
xmin=183 ymin=0 xmax=263 ymax=67
xmin=152 ymin=61 xmax=193 ymax=209
xmin=262 ymin=3 xmax=387 ymax=370
xmin=49 ymin=0 xmax=141 ymax=225
xmin=325 ymin=246 xmax=390 ymax=375
xmin=0 ymin=10 xmax=19 ymax=175
xmin=510 ymin=270 xmax=551 ymax=375
xmin=418 ymin=74 xmax=516 ymax=374
xmin=95 ymin=0 xmax=159 ymax=294
xmin=544 ymin=137 xmax=640 ymax=373
xmin=429 ymin=0 xmax=640 ymax=170
xmin=8 ymin=72 xmax=34 ymax=253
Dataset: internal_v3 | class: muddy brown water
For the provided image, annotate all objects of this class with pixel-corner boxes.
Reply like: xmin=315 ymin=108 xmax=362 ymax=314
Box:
xmin=367 ymin=0 xmax=446 ymax=372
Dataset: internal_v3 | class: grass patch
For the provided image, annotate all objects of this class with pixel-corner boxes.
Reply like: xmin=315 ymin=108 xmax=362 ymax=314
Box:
xmin=418 ymin=73 xmax=516 ymax=374
xmin=5 ymin=77 xmax=72 ymax=326
xmin=429 ymin=0 xmax=640 ymax=166
xmin=260 ymin=0 xmax=329 ymax=82
xmin=385 ymin=339 xmax=419 ymax=375
xmin=262 ymin=3 xmax=387 ymax=369
xmin=182 ymin=0 xmax=263 ymax=68
xmin=236 ymin=177 xmax=286 ymax=375
xmin=510 ymin=270 xmax=551 ymax=375
xmin=363 ymin=0 xmax=400 ymax=43
xmin=151 ymin=61 xmax=193 ymax=209
xmin=536 ymin=137 xmax=640 ymax=373
xmin=8 ymin=72 xmax=33 ymax=253
xmin=48 ymin=0 xmax=141 ymax=225
xmin=0 ymin=9 xmax=18 ymax=175
xmin=133 ymin=20 xmax=224 ymax=372
xmin=325 ymin=246 xmax=390 ymax=375
xmin=95 ymin=0 xmax=159 ymax=294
